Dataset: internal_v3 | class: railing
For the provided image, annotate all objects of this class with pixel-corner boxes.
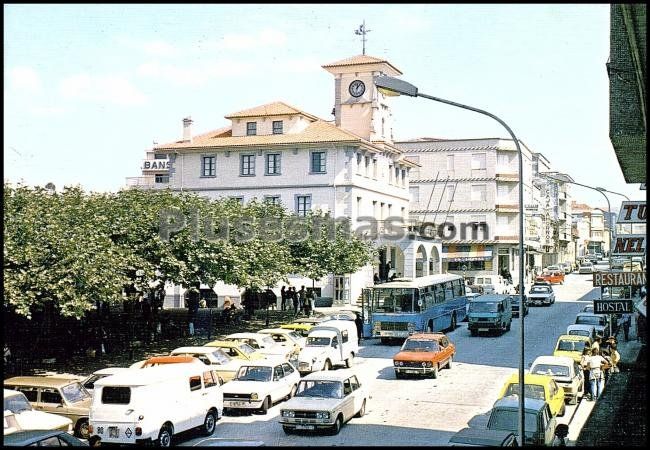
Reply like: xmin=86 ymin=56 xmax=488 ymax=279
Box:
xmin=125 ymin=177 xmax=155 ymax=188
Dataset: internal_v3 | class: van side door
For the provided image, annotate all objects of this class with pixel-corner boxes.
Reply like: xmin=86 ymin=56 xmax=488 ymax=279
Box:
xmin=202 ymin=370 xmax=223 ymax=416
xmin=186 ymin=374 xmax=205 ymax=430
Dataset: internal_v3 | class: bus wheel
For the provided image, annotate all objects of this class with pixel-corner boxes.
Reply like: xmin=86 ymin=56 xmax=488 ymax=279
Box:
xmin=427 ymin=322 xmax=433 ymax=332
xmin=470 ymin=329 xmax=478 ymax=337
xmin=380 ymin=338 xmax=390 ymax=345
xmin=450 ymin=314 xmax=457 ymax=331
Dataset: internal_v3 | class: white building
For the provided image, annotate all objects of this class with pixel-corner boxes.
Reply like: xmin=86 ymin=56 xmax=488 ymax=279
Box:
xmin=128 ymin=55 xmax=443 ymax=306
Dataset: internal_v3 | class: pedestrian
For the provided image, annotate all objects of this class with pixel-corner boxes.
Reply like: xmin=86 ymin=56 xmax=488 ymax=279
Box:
xmin=241 ymin=288 xmax=256 ymax=320
xmin=354 ymin=312 xmax=363 ymax=344
xmin=591 ymin=335 xmax=601 ymax=353
xmin=185 ymin=284 xmax=200 ymax=337
xmin=304 ymin=290 xmax=314 ymax=317
xmin=601 ymin=348 xmax=612 ymax=384
xmin=265 ymin=288 xmax=277 ymax=311
xmin=297 ymin=286 xmax=306 ymax=315
xmin=374 ymin=273 xmax=380 ymax=284
xmin=621 ymin=313 xmax=632 ymax=341
xmin=580 ymin=347 xmax=592 ymax=400
xmin=280 ymin=286 xmax=287 ymax=311
xmin=587 ymin=348 xmax=607 ymax=400
xmin=291 ymin=287 xmax=299 ymax=316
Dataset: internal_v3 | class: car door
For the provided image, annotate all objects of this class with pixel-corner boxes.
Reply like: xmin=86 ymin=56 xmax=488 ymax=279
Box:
xmin=270 ymin=364 xmax=286 ymax=402
xmin=439 ymin=337 xmax=451 ymax=366
xmin=281 ymin=363 xmax=299 ymax=396
xmin=38 ymin=387 xmax=66 ymax=417
xmin=543 ymin=404 xmax=556 ymax=445
xmin=349 ymin=375 xmax=365 ymax=415
xmin=202 ymin=370 xmax=223 ymax=413
xmin=548 ymin=380 xmax=562 ymax=417
xmin=341 ymin=378 xmax=355 ymax=421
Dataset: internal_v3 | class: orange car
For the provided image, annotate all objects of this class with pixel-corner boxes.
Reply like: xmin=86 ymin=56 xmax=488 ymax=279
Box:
xmin=393 ymin=333 xmax=455 ymax=379
xmin=535 ymin=266 xmax=565 ymax=285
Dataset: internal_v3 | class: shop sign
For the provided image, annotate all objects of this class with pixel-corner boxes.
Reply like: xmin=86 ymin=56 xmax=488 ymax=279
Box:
xmin=611 ymin=235 xmax=646 ymax=256
xmin=617 ymin=201 xmax=646 ymax=224
xmin=593 ymin=299 xmax=634 ymax=314
xmin=593 ymin=271 xmax=646 ymax=287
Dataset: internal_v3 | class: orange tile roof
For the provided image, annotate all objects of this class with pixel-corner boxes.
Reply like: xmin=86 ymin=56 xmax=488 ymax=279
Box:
xmin=321 ymin=54 xmax=402 ymax=75
xmin=224 ymin=101 xmax=320 ymax=121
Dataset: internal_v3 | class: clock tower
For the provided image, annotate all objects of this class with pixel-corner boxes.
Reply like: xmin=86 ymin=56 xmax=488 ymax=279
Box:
xmin=322 ymin=55 xmax=402 ymax=143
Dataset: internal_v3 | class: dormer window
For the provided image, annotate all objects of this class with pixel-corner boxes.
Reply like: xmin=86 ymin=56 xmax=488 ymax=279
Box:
xmin=272 ymin=120 xmax=283 ymax=135
xmin=246 ymin=122 xmax=257 ymax=136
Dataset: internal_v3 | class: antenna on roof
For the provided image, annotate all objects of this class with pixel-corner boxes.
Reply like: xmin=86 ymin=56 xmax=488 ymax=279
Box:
xmin=354 ymin=20 xmax=372 ymax=55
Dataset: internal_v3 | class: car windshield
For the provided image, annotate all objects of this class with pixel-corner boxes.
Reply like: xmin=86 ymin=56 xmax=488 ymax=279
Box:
xmin=582 ymin=263 xmax=592 ymax=267
xmin=235 ymin=366 xmax=272 ymax=382
xmin=235 ymin=343 xmax=256 ymax=355
xmin=295 ymin=380 xmax=343 ymax=399
xmin=469 ymin=302 xmax=499 ymax=313
xmin=489 ymin=410 xmax=538 ymax=433
xmin=287 ymin=331 xmax=302 ymax=341
xmin=4 ymin=393 xmax=33 ymax=413
xmin=530 ymin=287 xmax=550 ymax=294
xmin=83 ymin=374 xmax=106 ymax=390
xmin=557 ymin=339 xmax=586 ymax=352
xmin=61 ymin=382 xmax=91 ymax=403
xmin=503 ymin=383 xmax=546 ymax=401
xmin=306 ymin=337 xmax=331 ymax=347
xmin=576 ymin=316 xmax=605 ymax=326
xmin=547 ymin=266 xmax=560 ymax=271
xmin=402 ymin=339 xmax=440 ymax=352
xmin=531 ymin=364 xmax=570 ymax=377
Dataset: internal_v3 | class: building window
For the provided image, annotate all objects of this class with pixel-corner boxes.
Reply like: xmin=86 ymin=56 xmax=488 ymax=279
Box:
xmin=364 ymin=156 xmax=370 ymax=176
xmin=471 ymin=184 xmax=487 ymax=202
xmin=356 ymin=153 xmax=363 ymax=174
xmin=246 ymin=122 xmax=257 ymax=136
xmin=311 ymin=151 xmax=326 ymax=173
xmin=409 ymin=187 xmax=420 ymax=205
xmin=154 ymin=153 xmax=167 ymax=160
xmin=401 ymin=169 xmax=406 ymax=186
xmin=372 ymin=158 xmax=378 ymax=179
xmin=265 ymin=153 xmax=281 ymax=175
xmin=357 ymin=196 xmax=362 ymax=216
xmin=154 ymin=174 xmax=169 ymax=184
xmin=389 ymin=165 xmax=394 ymax=184
xmin=265 ymin=195 xmax=281 ymax=205
xmin=395 ymin=167 xmax=400 ymax=183
xmin=447 ymin=185 xmax=455 ymax=201
xmin=240 ymin=154 xmax=256 ymax=176
xmin=471 ymin=153 xmax=487 ymax=176
xmin=201 ymin=155 xmax=216 ymax=177
xmin=272 ymin=121 xmax=283 ymax=135
xmin=447 ymin=155 xmax=455 ymax=175
xmin=296 ymin=195 xmax=311 ymax=216
xmin=230 ymin=196 xmax=244 ymax=205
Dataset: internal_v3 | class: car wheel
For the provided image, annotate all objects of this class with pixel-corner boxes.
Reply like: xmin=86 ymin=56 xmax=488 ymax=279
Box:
xmin=287 ymin=384 xmax=297 ymax=400
xmin=355 ymin=400 xmax=366 ymax=418
xmin=323 ymin=360 xmax=331 ymax=371
xmin=259 ymin=396 xmax=271 ymax=415
xmin=157 ymin=425 xmax=173 ymax=447
xmin=330 ymin=415 xmax=343 ymax=435
xmin=282 ymin=425 xmax=293 ymax=435
xmin=447 ymin=355 xmax=453 ymax=369
xmin=345 ymin=354 xmax=354 ymax=368
xmin=431 ymin=365 xmax=439 ymax=379
xmin=202 ymin=411 xmax=216 ymax=436
xmin=75 ymin=419 xmax=90 ymax=439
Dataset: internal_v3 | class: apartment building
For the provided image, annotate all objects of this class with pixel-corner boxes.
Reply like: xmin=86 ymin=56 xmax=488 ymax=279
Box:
xmin=571 ymin=201 xmax=610 ymax=256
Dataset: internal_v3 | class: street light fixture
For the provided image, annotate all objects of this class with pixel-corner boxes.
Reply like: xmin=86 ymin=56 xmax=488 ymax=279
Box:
xmin=374 ymin=75 xmax=528 ymax=443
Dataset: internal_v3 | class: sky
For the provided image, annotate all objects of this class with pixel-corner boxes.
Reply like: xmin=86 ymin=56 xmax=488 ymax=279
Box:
xmin=4 ymin=4 xmax=645 ymax=212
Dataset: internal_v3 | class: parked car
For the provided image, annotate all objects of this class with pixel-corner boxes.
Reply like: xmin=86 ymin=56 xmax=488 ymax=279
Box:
xmin=280 ymin=316 xmax=331 ymax=337
xmin=553 ymin=334 xmax=592 ymax=363
xmin=257 ymin=328 xmax=306 ymax=358
xmin=528 ymin=284 xmax=555 ymax=306
xmin=4 ymin=377 xmax=92 ymax=439
xmin=169 ymin=346 xmax=244 ymax=383
xmin=204 ymin=341 xmax=266 ymax=362
xmin=3 ymin=389 xmax=73 ymax=435
xmin=497 ymin=373 xmax=566 ymax=418
xmin=223 ymin=333 xmax=293 ymax=360
xmin=593 ymin=260 xmax=610 ymax=272
xmin=575 ymin=312 xmax=609 ymax=337
xmin=296 ymin=320 xmax=358 ymax=375
xmin=89 ymin=363 xmax=223 ymax=447
xmin=508 ymin=294 xmax=528 ymax=317
xmin=130 ymin=355 xmax=205 ymax=369
xmin=222 ymin=359 xmax=301 ymax=414
xmin=392 ymin=332 xmax=455 ymax=379
xmin=487 ymin=396 xmax=561 ymax=446
xmin=448 ymin=427 xmax=518 ymax=447
xmin=535 ymin=267 xmax=564 ymax=285
xmin=467 ymin=295 xmax=512 ymax=336
xmin=578 ymin=262 xmax=595 ymax=274
xmin=279 ymin=369 xmax=368 ymax=435
xmin=472 ymin=275 xmax=512 ymax=295
xmin=566 ymin=324 xmax=597 ymax=340
xmin=529 ymin=355 xmax=584 ymax=405
xmin=4 ymin=430 xmax=89 ymax=447
xmin=81 ymin=368 xmax=129 ymax=396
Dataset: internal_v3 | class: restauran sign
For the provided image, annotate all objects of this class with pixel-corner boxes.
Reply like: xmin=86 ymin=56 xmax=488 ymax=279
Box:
xmin=593 ymin=271 xmax=646 ymax=287
xmin=617 ymin=201 xmax=646 ymax=224
xmin=593 ymin=299 xmax=634 ymax=314
xmin=611 ymin=234 xmax=646 ymax=256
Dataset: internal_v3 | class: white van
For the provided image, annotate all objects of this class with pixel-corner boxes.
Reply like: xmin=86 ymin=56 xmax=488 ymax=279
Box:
xmin=89 ymin=363 xmax=223 ymax=447
xmin=296 ymin=320 xmax=359 ymax=375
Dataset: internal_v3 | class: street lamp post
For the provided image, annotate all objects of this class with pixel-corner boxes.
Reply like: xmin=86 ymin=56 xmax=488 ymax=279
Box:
xmin=596 ymin=187 xmax=631 ymax=235
xmin=374 ymin=75 xmax=528 ymax=443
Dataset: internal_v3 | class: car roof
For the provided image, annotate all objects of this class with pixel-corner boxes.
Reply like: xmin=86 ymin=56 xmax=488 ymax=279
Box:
xmin=206 ymin=340 xmax=243 ymax=348
xmin=235 ymin=357 xmax=290 ymax=367
xmin=4 ymin=376 xmax=82 ymax=388
xmin=3 ymin=430 xmax=69 ymax=446
xmin=171 ymin=346 xmax=224 ymax=354
xmin=301 ymin=369 xmax=359 ymax=381
xmin=449 ymin=427 xmax=517 ymax=446
xmin=493 ymin=395 xmax=547 ymax=412
xmin=504 ymin=372 xmax=554 ymax=385
xmin=576 ymin=312 xmax=601 ymax=318
xmin=568 ymin=324 xmax=595 ymax=330
xmin=258 ymin=328 xmax=295 ymax=334
xmin=472 ymin=294 xmax=510 ymax=302
xmin=407 ymin=332 xmax=446 ymax=341
xmin=225 ymin=333 xmax=265 ymax=339
xmin=145 ymin=355 xmax=198 ymax=365
xmin=531 ymin=355 xmax=575 ymax=367
xmin=93 ymin=367 xmax=129 ymax=375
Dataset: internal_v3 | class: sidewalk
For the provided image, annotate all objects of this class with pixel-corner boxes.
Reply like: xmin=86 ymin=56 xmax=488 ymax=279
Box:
xmin=571 ymin=319 xmax=646 ymax=446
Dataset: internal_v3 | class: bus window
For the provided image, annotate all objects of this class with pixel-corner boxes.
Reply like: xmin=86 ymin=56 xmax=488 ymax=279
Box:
xmin=434 ymin=284 xmax=445 ymax=303
xmin=444 ymin=282 xmax=454 ymax=301
xmin=453 ymin=279 xmax=464 ymax=297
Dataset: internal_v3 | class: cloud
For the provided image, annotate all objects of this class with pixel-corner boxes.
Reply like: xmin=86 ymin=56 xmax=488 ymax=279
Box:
xmin=136 ymin=59 xmax=254 ymax=86
xmin=115 ymin=36 xmax=179 ymax=57
xmin=201 ymin=28 xmax=288 ymax=51
xmin=58 ymin=74 xmax=147 ymax=106
xmin=8 ymin=66 xmax=42 ymax=93
xmin=270 ymin=57 xmax=321 ymax=74
xmin=30 ymin=105 xmax=67 ymax=116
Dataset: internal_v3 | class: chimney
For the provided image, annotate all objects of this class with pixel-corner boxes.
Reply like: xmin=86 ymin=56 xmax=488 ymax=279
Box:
xmin=182 ymin=117 xmax=193 ymax=143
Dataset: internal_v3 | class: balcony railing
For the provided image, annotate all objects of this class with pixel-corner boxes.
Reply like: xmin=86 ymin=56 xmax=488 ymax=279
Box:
xmin=125 ymin=177 xmax=156 ymax=188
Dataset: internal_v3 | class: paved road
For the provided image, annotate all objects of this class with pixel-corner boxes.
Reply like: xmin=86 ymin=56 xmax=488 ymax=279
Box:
xmin=180 ymin=274 xmax=599 ymax=446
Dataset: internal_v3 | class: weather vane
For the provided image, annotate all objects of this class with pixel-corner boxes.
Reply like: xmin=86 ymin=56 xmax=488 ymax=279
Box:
xmin=354 ymin=20 xmax=371 ymax=55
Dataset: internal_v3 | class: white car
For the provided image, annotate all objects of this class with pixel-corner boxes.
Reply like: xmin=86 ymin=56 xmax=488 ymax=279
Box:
xmin=222 ymin=359 xmax=301 ymax=414
xmin=529 ymin=356 xmax=584 ymax=405
xmin=279 ymin=370 xmax=369 ymax=435
xmin=3 ymin=389 xmax=73 ymax=435
xmin=578 ymin=262 xmax=594 ymax=274
xmin=566 ymin=324 xmax=597 ymax=340
xmin=473 ymin=276 xmax=512 ymax=295
xmin=575 ymin=313 xmax=608 ymax=338
xmin=169 ymin=346 xmax=244 ymax=383
xmin=257 ymin=328 xmax=306 ymax=358
xmin=81 ymin=367 xmax=129 ymax=396
xmin=223 ymin=333 xmax=292 ymax=360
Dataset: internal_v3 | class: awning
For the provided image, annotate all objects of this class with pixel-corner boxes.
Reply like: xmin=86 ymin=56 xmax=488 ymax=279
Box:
xmin=443 ymin=244 xmax=493 ymax=262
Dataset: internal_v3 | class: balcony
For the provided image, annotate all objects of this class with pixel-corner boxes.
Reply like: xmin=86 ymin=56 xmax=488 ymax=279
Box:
xmin=125 ymin=177 xmax=156 ymax=188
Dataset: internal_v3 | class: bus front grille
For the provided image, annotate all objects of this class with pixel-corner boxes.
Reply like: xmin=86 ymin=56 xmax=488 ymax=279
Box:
xmin=380 ymin=321 xmax=409 ymax=331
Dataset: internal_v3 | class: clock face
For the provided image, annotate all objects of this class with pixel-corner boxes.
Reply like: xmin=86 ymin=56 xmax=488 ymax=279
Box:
xmin=349 ymin=80 xmax=366 ymax=97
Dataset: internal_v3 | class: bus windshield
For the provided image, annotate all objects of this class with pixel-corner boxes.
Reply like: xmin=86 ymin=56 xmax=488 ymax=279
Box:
xmin=372 ymin=288 xmax=417 ymax=313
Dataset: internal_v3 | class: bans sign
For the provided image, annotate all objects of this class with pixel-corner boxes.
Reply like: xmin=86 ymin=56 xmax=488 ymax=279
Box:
xmin=593 ymin=271 xmax=646 ymax=287
xmin=611 ymin=234 xmax=646 ymax=256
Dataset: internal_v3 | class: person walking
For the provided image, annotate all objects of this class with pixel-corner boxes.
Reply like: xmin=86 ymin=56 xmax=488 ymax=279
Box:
xmin=621 ymin=313 xmax=632 ymax=341
xmin=280 ymin=286 xmax=287 ymax=311
xmin=297 ymin=286 xmax=306 ymax=315
xmin=354 ymin=312 xmax=364 ymax=345
xmin=601 ymin=348 xmax=612 ymax=384
xmin=587 ymin=348 xmax=607 ymax=400
xmin=580 ymin=347 xmax=592 ymax=400
xmin=185 ymin=284 xmax=200 ymax=337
